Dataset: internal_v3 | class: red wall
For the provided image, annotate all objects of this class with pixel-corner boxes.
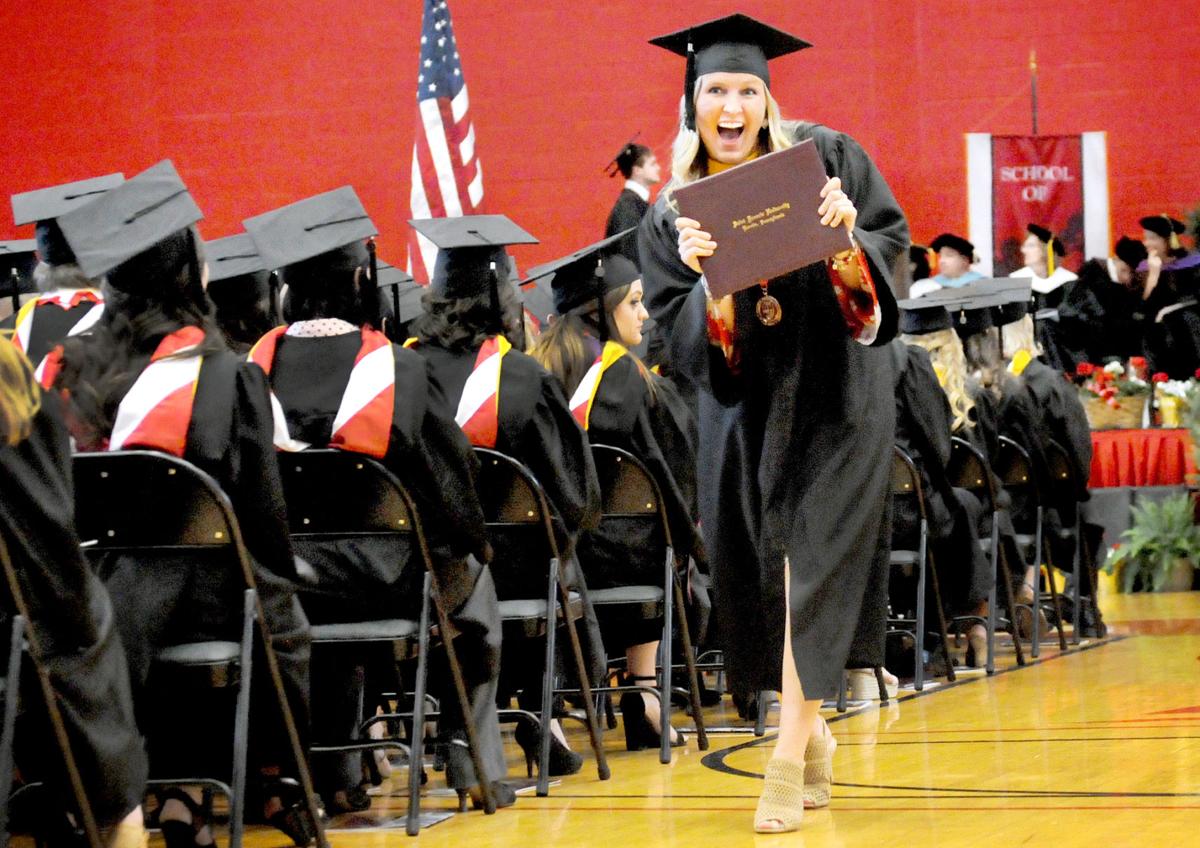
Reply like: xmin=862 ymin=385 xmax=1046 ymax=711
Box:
xmin=2 ymin=1 xmax=1198 ymax=272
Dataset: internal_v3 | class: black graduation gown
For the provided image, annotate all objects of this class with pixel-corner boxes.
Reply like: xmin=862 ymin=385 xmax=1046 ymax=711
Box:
xmin=639 ymin=124 xmax=908 ymax=696
xmin=1147 ymin=299 xmax=1200 ymax=379
xmin=265 ymin=331 xmax=506 ymax=786
xmin=83 ymin=350 xmax=311 ymax=781
xmin=9 ymin=299 xmax=101 ymax=367
xmin=890 ymin=342 xmax=992 ymax=611
xmin=0 ymin=392 xmax=147 ymax=828
xmin=418 ymin=340 xmax=607 ymax=687
xmin=605 ymin=188 xmax=649 ymax=269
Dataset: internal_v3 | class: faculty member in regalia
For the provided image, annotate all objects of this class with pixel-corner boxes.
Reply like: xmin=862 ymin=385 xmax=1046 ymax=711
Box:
xmin=637 ymin=14 xmax=908 ymax=833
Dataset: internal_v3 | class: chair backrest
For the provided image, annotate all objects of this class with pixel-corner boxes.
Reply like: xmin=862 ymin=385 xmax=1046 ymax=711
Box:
xmin=995 ymin=436 xmax=1039 ymax=501
xmin=1042 ymin=439 xmax=1081 ymax=517
xmin=891 ymin=445 xmax=928 ymax=521
xmin=947 ymin=436 xmax=996 ymax=512
xmin=472 ymin=447 xmax=559 ymax=600
xmin=585 ymin=444 xmax=672 ymax=587
xmin=73 ymin=450 xmax=246 ymax=559
xmin=276 ymin=449 xmax=417 ymax=538
xmin=591 ymin=444 xmax=665 ymax=520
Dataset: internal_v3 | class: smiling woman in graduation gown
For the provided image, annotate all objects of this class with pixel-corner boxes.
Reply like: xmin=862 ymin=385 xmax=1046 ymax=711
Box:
xmin=637 ymin=14 xmax=907 ymax=832
xmin=47 ymin=162 xmax=315 ymax=843
xmin=242 ymin=189 xmax=509 ymax=802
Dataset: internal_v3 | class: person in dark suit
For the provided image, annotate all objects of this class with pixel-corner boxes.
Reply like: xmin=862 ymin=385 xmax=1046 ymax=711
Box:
xmin=604 ymin=140 xmax=661 ymax=269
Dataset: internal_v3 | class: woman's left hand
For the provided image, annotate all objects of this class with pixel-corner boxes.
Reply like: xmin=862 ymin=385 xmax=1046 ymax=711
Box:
xmin=818 ymin=177 xmax=857 ymax=233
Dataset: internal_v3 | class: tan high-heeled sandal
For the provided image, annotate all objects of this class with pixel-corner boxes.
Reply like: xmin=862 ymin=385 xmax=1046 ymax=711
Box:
xmin=754 ymin=758 xmax=806 ymax=833
xmin=803 ymin=720 xmax=837 ymax=809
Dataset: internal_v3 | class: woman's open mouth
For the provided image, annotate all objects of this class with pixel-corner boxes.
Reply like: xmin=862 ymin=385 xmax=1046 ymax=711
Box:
xmin=717 ymin=122 xmax=744 ymax=144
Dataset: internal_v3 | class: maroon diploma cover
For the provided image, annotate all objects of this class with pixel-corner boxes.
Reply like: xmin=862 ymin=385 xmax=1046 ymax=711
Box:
xmin=673 ymin=139 xmax=851 ymax=298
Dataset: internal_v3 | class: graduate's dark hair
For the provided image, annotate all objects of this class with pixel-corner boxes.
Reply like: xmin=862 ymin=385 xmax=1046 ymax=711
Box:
xmin=33 ymin=261 xmax=96 ymax=294
xmin=529 ymin=283 xmax=657 ymax=401
xmin=617 ymin=143 xmax=653 ymax=179
xmin=412 ymin=274 xmax=525 ymax=352
xmin=54 ymin=226 xmax=225 ymax=449
xmin=280 ymin=242 xmax=374 ymax=327
xmin=208 ymin=271 xmax=279 ymax=354
xmin=0 ymin=343 xmax=40 ymax=447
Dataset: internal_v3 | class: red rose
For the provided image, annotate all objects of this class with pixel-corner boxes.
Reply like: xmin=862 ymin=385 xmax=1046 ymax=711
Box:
xmin=1130 ymin=356 xmax=1146 ymax=368
xmin=1193 ymin=368 xmax=1200 ymax=380
xmin=1076 ymin=362 xmax=1095 ymax=377
xmin=1153 ymin=372 xmax=1170 ymax=383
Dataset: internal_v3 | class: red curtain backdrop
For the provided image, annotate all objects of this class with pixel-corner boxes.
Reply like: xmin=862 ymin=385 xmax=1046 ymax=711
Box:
xmin=991 ymin=135 xmax=1084 ymax=275
xmin=1 ymin=1 xmax=1199 ymax=271
xmin=1089 ymin=429 xmax=1198 ymax=488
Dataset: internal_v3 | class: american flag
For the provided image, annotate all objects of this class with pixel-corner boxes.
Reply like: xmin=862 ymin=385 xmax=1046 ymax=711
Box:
xmin=407 ymin=0 xmax=483 ymax=283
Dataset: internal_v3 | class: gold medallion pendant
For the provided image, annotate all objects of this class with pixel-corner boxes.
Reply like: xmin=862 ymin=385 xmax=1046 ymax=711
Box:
xmin=756 ymin=283 xmax=782 ymax=326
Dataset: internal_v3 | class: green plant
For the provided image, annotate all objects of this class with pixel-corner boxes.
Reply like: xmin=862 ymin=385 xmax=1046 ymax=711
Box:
xmin=1104 ymin=493 xmax=1200 ymax=592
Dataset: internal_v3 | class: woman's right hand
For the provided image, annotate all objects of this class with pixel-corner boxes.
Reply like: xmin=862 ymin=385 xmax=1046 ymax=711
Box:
xmin=675 ymin=216 xmax=716 ymax=274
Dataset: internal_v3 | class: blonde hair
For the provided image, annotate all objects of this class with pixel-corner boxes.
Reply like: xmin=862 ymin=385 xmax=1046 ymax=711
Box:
xmin=663 ymin=76 xmax=797 ymax=202
xmin=902 ymin=329 xmax=976 ymax=432
xmin=1000 ymin=315 xmax=1040 ymax=360
xmin=0 ymin=342 xmax=42 ymax=447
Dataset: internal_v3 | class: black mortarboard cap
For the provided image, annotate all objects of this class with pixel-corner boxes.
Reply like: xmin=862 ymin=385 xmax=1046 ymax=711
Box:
xmin=520 ymin=276 xmax=555 ymax=327
xmin=11 ymin=173 xmax=126 ymax=227
xmin=409 ymin=214 xmax=537 ymax=299
xmin=649 ymin=13 xmax=811 ymax=131
xmin=1114 ymin=235 xmax=1148 ymax=269
xmin=1 ymin=240 xmax=38 ymax=300
xmin=375 ymin=261 xmax=425 ymax=324
xmin=56 ymin=160 xmax=203 ymax=280
xmin=930 ymin=233 xmax=976 ymax=260
xmin=524 ymin=229 xmax=640 ymax=316
xmin=1139 ymin=215 xmax=1186 ymax=239
xmin=1026 ymin=223 xmax=1065 ymax=256
xmin=205 ymin=233 xmax=267 ymax=283
xmin=954 ymin=306 xmax=994 ymax=339
xmin=243 ymin=187 xmax=377 ymax=272
xmin=897 ymin=300 xmax=952 ymax=335
xmin=605 ymin=134 xmax=646 ymax=178
xmin=993 ymin=299 xmax=1030 ymax=327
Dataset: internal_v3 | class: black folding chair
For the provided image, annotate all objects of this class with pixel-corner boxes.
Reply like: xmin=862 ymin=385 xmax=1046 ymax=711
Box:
xmin=275 ymin=448 xmax=498 ymax=834
xmin=888 ymin=446 xmax=957 ymax=691
xmin=0 ymin=534 xmax=104 ymax=848
xmin=72 ymin=451 xmax=328 ymax=848
xmin=472 ymin=447 xmax=609 ymax=795
xmin=585 ymin=444 xmax=708 ymax=764
xmin=1043 ymin=440 xmax=1102 ymax=645
xmin=994 ymin=436 xmax=1068 ymax=656
xmin=947 ymin=438 xmax=1026 ymax=674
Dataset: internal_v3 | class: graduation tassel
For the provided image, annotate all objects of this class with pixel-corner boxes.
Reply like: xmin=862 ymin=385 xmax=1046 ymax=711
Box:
xmin=1165 ymin=215 xmax=1182 ymax=251
xmin=7 ymin=269 xmax=17 ymax=317
xmin=366 ymin=237 xmax=384 ymax=336
xmin=684 ymin=37 xmax=697 ymax=131
xmin=595 ymin=256 xmax=609 ymax=343
xmin=267 ymin=270 xmax=280 ymax=326
xmin=927 ymin=247 xmax=938 ymax=278
xmin=1046 ymin=233 xmax=1056 ymax=276
xmin=488 ymin=260 xmax=502 ymax=334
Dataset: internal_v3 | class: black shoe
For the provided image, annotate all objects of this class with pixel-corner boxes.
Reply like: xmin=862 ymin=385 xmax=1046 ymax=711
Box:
xmin=619 ymin=681 xmax=686 ymax=751
xmin=158 ymin=789 xmax=215 ymax=848
xmin=443 ymin=733 xmax=518 ymax=811
xmin=262 ymin=781 xmax=324 ymax=847
xmin=514 ymin=719 xmax=583 ymax=777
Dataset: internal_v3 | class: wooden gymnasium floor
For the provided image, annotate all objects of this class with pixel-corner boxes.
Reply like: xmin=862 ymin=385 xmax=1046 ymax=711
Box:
xmin=161 ymin=586 xmax=1200 ymax=845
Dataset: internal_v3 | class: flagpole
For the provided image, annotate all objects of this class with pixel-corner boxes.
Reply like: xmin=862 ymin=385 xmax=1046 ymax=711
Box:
xmin=1030 ymin=49 xmax=1039 ymax=135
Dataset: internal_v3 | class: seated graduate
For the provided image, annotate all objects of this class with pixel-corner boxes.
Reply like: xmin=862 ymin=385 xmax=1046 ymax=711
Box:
xmin=46 ymin=161 xmax=316 ymax=847
xmin=895 ymin=301 xmax=995 ymax=665
xmin=242 ymin=189 xmax=513 ymax=808
xmin=405 ymin=214 xmax=603 ymax=776
xmin=203 ymin=233 xmax=279 ymax=353
xmin=529 ymin=233 xmax=702 ymax=750
xmin=0 ymin=342 xmax=147 ymax=848
xmin=1010 ymin=223 xmax=1077 ymax=312
xmin=4 ymin=174 xmax=123 ymax=370
xmin=909 ymin=233 xmax=983 ymax=298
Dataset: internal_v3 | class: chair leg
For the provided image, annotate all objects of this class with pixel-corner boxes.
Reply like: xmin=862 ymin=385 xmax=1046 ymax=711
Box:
xmin=536 ymin=570 xmax=559 ymax=797
xmin=873 ymin=666 xmax=890 ymax=705
xmin=249 ymin=589 xmax=330 ymax=848
xmin=754 ymin=691 xmax=768 ymax=738
xmin=603 ymin=690 xmax=617 ymax=730
xmin=0 ymin=617 xmax=25 ymax=847
xmin=229 ymin=591 xmax=255 ymax=848
xmin=985 ymin=522 xmax=998 ymax=675
xmin=1076 ymin=525 xmax=1104 ymax=635
xmin=1042 ymin=554 xmax=1069 ymax=651
xmin=1032 ymin=507 xmax=1044 ymax=658
xmin=658 ymin=548 xmax=674 ymax=765
xmin=835 ymin=672 xmax=848 ymax=713
xmin=923 ymin=549 xmax=956 ymax=683
xmin=426 ymin=575 xmax=496 ymax=815
xmin=671 ymin=566 xmax=708 ymax=752
xmin=407 ymin=573 xmax=433 ymax=836
xmin=1071 ymin=526 xmax=1083 ymax=646
xmin=555 ymin=573 xmax=609 ymax=782
xmin=914 ymin=520 xmax=928 ymax=691
xmin=994 ymin=528 xmax=1026 ymax=668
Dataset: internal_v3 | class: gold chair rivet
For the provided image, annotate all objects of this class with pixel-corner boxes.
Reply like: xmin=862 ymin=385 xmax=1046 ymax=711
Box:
xmin=215 ymin=531 xmax=224 ymax=540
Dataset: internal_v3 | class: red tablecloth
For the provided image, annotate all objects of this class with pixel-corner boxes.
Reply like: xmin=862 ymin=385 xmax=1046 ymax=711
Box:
xmin=1088 ymin=428 xmax=1197 ymax=488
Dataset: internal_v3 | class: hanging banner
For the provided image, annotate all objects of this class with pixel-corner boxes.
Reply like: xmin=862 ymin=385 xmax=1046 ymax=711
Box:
xmin=966 ymin=132 xmax=1109 ymax=277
